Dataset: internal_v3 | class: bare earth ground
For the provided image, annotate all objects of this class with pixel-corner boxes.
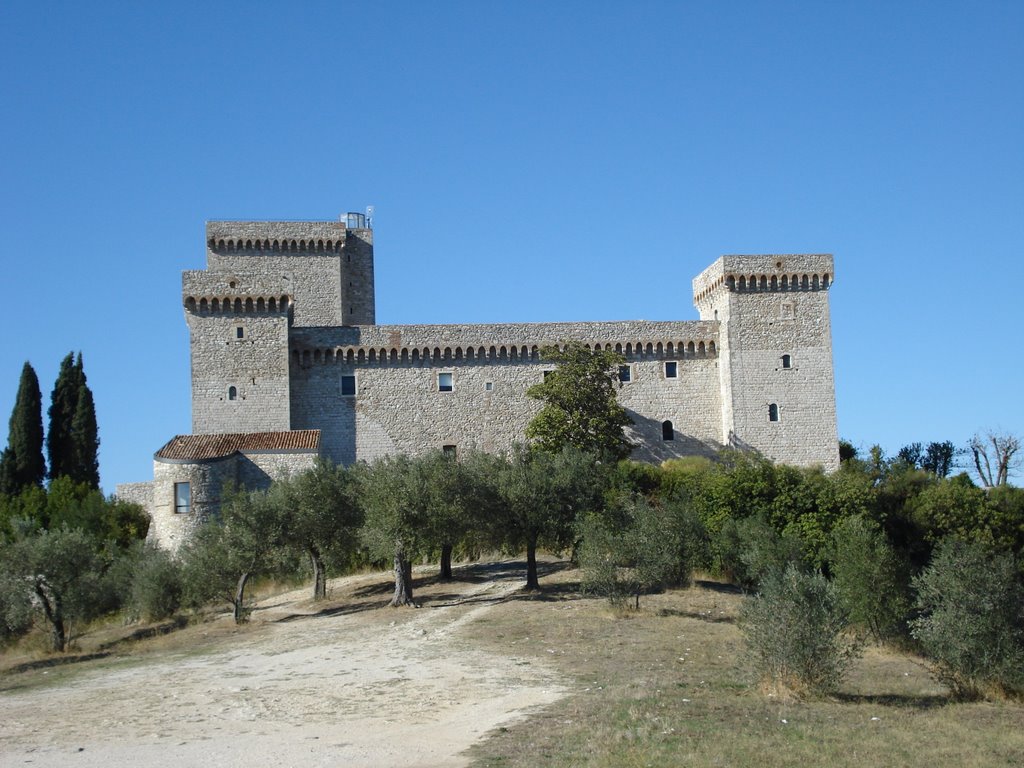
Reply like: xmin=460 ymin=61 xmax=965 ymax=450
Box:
xmin=0 ymin=561 xmax=565 ymax=768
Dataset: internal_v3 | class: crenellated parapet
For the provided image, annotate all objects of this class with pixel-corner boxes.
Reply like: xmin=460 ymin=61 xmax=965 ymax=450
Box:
xmin=289 ymin=320 xmax=720 ymax=368
xmin=693 ymin=254 xmax=834 ymax=310
xmin=205 ymin=220 xmax=367 ymax=255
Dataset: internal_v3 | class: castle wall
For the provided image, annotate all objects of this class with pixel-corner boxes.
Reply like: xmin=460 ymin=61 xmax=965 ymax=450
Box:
xmin=147 ymin=457 xmax=237 ymax=550
xmin=144 ymin=449 xmax=318 ymax=551
xmin=724 ymin=289 xmax=838 ymax=470
xmin=202 ymin=220 xmax=375 ymax=327
xmin=693 ymin=255 xmax=838 ymax=471
xmin=289 ymin=349 xmax=723 ymax=465
xmin=187 ymin=311 xmax=291 ymax=434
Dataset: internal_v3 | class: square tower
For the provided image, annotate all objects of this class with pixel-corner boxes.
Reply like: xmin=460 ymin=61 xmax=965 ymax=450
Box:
xmin=694 ymin=255 xmax=838 ymax=471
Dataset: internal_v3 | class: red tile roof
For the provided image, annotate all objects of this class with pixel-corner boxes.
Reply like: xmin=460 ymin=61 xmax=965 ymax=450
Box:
xmin=155 ymin=430 xmax=321 ymax=462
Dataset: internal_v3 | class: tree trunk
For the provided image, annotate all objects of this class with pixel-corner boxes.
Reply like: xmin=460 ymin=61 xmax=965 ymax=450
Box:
xmin=234 ymin=572 xmax=251 ymax=624
xmin=35 ymin=582 xmax=66 ymax=652
xmin=440 ymin=543 xmax=453 ymax=580
xmin=309 ymin=547 xmax=326 ymax=601
xmin=525 ymin=538 xmax=540 ymax=591
xmin=390 ymin=551 xmax=416 ymax=607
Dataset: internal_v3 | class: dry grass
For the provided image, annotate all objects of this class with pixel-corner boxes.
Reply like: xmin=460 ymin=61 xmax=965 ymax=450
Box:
xmin=465 ymin=564 xmax=1024 ymax=768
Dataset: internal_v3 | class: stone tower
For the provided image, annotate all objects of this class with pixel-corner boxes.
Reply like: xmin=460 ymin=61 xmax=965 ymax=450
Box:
xmin=693 ymin=255 xmax=839 ymax=471
xmin=182 ymin=217 xmax=375 ymax=434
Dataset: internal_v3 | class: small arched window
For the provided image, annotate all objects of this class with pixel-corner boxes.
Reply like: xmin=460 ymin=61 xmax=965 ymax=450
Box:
xmin=781 ymin=354 xmax=792 ymax=369
xmin=768 ymin=403 xmax=779 ymax=422
xmin=228 ymin=386 xmax=237 ymax=401
xmin=662 ymin=420 xmax=674 ymax=441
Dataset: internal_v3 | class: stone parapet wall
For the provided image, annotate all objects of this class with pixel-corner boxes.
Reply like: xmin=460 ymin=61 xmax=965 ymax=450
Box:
xmin=114 ymin=481 xmax=153 ymax=510
xmin=206 ymin=220 xmax=350 ymax=244
xmin=693 ymin=254 xmax=835 ymax=310
xmin=291 ymin=319 xmax=720 ymax=355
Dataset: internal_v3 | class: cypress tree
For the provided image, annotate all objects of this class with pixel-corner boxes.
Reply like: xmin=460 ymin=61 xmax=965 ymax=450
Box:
xmin=47 ymin=352 xmax=86 ymax=482
xmin=69 ymin=382 xmax=100 ymax=488
xmin=0 ymin=362 xmax=47 ymax=494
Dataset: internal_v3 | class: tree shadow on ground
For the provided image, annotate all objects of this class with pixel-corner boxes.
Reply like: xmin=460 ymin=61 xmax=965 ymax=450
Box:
xmin=276 ymin=559 xmax=579 ymax=621
xmin=657 ymin=607 xmax=736 ymax=624
xmin=273 ymin=598 xmax=394 ymax=622
xmin=694 ymin=579 xmax=743 ymax=595
xmin=832 ymin=692 xmax=951 ymax=709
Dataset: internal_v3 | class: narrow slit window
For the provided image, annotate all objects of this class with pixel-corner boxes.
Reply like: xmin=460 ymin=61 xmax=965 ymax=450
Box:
xmin=662 ymin=420 xmax=674 ymax=441
xmin=438 ymin=372 xmax=453 ymax=392
xmin=341 ymin=375 xmax=356 ymax=397
xmin=768 ymin=403 xmax=780 ymax=422
xmin=228 ymin=386 xmax=237 ymax=401
xmin=174 ymin=482 xmax=191 ymax=515
xmin=618 ymin=365 xmax=632 ymax=383
xmin=664 ymin=361 xmax=678 ymax=378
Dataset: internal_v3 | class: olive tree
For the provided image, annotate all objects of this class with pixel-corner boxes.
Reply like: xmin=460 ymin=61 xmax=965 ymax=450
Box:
xmin=278 ymin=461 xmax=362 ymax=600
xmin=180 ymin=486 xmax=287 ymax=623
xmin=356 ymin=455 xmax=433 ymax=607
xmin=493 ymin=445 xmax=603 ymax=590
xmin=0 ymin=527 xmax=109 ymax=651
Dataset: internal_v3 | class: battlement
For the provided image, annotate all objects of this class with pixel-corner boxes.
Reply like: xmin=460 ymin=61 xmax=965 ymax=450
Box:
xmin=205 ymin=219 xmax=370 ymax=254
xmin=693 ymin=254 xmax=834 ymax=307
xmin=289 ymin=320 xmax=720 ymax=367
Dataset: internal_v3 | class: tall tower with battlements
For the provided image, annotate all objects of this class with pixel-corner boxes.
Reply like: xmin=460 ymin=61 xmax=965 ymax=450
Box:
xmin=182 ymin=216 xmax=375 ymax=434
xmin=693 ymin=255 xmax=839 ymax=471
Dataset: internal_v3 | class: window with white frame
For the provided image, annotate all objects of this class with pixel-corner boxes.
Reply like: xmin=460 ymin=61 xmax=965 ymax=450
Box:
xmin=174 ymin=482 xmax=191 ymax=514
xmin=438 ymin=372 xmax=453 ymax=392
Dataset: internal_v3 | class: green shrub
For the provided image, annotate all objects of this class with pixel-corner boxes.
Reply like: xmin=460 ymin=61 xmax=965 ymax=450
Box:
xmin=717 ymin=515 xmax=804 ymax=589
xmin=911 ymin=539 xmax=1024 ymax=698
xmin=829 ymin=515 xmax=911 ymax=641
xmin=739 ymin=564 xmax=860 ymax=696
xmin=578 ymin=497 xmax=684 ymax=609
xmin=129 ymin=544 xmax=184 ymax=621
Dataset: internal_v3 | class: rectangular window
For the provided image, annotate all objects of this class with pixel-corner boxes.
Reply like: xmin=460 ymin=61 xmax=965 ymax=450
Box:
xmin=618 ymin=365 xmax=632 ymax=383
xmin=543 ymin=370 xmax=553 ymax=380
xmin=341 ymin=375 xmax=356 ymax=396
xmin=665 ymin=361 xmax=678 ymax=378
xmin=485 ymin=381 xmax=493 ymax=391
xmin=236 ymin=326 xmax=244 ymax=339
xmin=442 ymin=444 xmax=457 ymax=459
xmin=438 ymin=372 xmax=453 ymax=392
xmin=174 ymin=482 xmax=191 ymax=515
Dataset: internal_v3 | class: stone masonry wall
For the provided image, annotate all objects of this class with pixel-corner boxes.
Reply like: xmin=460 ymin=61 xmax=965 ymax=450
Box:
xmin=187 ymin=311 xmax=291 ymax=434
xmin=146 ymin=450 xmax=318 ymax=551
xmin=725 ymin=289 xmax=838 ymax=470
xmin=289 ymin=352 xmax=723 ymax=465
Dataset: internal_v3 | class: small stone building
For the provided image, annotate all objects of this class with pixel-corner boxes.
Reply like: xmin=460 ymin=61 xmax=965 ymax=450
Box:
xmin=119 ymin=214 xmax=839 ymax=549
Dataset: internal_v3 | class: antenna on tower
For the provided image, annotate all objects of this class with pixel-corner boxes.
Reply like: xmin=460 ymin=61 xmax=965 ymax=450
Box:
xmin=365 ymin=205 xmax=374 ymax=229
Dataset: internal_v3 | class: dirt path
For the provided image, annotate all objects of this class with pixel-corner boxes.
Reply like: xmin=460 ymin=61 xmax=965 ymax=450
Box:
xmin=0 ymin=566 xmax=566 ymax=768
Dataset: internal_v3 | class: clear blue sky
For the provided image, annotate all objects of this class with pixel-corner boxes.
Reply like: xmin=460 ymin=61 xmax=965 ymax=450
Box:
xmin=1 ymin=1 xmax=1021 ymax=493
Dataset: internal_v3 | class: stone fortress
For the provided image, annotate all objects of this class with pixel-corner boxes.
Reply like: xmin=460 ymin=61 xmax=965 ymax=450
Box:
xmin=117 ymin=213 xmax=839 ymax=549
